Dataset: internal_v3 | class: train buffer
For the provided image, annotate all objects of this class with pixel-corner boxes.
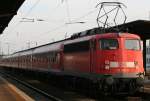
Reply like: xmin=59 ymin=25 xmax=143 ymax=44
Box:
xmin=0 ymin=76 xmax=34 ymax=101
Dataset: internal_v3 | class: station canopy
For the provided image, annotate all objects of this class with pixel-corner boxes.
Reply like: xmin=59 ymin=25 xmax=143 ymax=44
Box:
xmin=72 ymin=20 xmax=150 ymax=41
xmin=111 ymin=20 xmax=150 ymax=40
xmin=0 ymin=0 xmax=25 ymax=34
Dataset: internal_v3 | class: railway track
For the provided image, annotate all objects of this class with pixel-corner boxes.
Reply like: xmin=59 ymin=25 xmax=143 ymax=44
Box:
xmin=0 ymin=70 xmax=99 ymax=101
xmin=126 ymin=93 xmax=149 ymax=101
xmin=1 ymin=70 xmax=150 ymax=101
xmin=0 ymin=71 xmax=63 ymax=101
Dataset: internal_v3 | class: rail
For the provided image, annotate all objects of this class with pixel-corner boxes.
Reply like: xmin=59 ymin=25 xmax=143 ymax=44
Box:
xmin=0 ymin=72 xmax=63 ymax=101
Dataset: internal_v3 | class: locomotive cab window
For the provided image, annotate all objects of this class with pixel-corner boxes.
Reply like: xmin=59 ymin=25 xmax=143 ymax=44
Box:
xmin=125 ymin=39 xmax=140 ymax=50
xmin=99 ymin=39 xmax=119 ymax=50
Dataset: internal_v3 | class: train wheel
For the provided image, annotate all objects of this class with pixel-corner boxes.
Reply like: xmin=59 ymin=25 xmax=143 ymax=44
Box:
xmin=102 ymin=83 xmax=110 ymax=95
xmin=111 ymin=84 xmax=117 ymax=95
xmin=128 ymin=80 xmax=137 ymax=94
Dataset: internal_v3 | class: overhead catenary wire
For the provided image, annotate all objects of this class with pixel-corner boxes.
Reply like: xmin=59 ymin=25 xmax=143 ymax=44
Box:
xmin=6 ymin=0 xmax=42 ymax=33
xmin=39 ymin=24 xmax=67 ymax=35
xmin=24 ymin=8 xmax=98 ymax=48
xmin=36 ymin=8 xmax=98 ymax=37
xmin=70 ymin=9 xmax=97 ymax=23
xmin=65 ymin=0 xmax=71 ymax=23
xmin=46 ymin=3 xmax=62 ymax=19
xmin=9 ymin=0 xmax=97 ymax=36
xmin=7 ymin=0 xmax=65 ymax=34
xmin=24 ymin=0 xmax=42 ymax=17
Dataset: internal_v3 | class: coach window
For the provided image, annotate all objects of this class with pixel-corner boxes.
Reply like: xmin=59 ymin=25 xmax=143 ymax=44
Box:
xmin=49 ymin=52 xmax=57 ymax=63
xmin=99 ymin=39 xmax=119 ymax=50
xmin=54 ymin=53 xmax=58 ymax=63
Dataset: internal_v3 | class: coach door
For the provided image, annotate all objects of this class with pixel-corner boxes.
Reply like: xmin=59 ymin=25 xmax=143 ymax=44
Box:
xmin=48 ymin=52 xmax=53 ymax=69
xmin=90 ymin=39 xmax=96 ymax=73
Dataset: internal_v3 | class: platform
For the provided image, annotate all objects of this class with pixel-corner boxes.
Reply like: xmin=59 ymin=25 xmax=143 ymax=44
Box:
xmin=0 ymin=76 xmax=34 ymax=101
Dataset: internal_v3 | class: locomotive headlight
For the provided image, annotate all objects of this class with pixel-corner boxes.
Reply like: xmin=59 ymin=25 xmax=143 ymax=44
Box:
xmin=126 ymin=62 xmax=135 ymax=68
xmin=110 ymin=62 xmax=119 ymax=68
xmin=105 ymin=60 xmax=110 ymax=69
xmin=105 ymin=65 xmax=110 ymax=69
xmin=105 ymin=61 xmax=119 ymax=68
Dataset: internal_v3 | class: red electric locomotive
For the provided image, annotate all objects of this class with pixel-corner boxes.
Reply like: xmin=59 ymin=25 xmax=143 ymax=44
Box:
xmin=63 ymin=32 xmax=144 ymax=93
xmin=0 ymin=32 xmax=144 ymax=94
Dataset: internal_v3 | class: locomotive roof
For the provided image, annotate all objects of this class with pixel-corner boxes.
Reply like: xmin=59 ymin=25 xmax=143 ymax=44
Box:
xmin=64 ymin=35 xmax=93 ymax=45
xmin=95 ymin=33 xmax=140 ymax=39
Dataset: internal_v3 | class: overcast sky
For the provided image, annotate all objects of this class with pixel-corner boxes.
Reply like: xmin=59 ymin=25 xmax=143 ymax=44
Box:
xmin=0 ymin=0 xmax=150 ymax=54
